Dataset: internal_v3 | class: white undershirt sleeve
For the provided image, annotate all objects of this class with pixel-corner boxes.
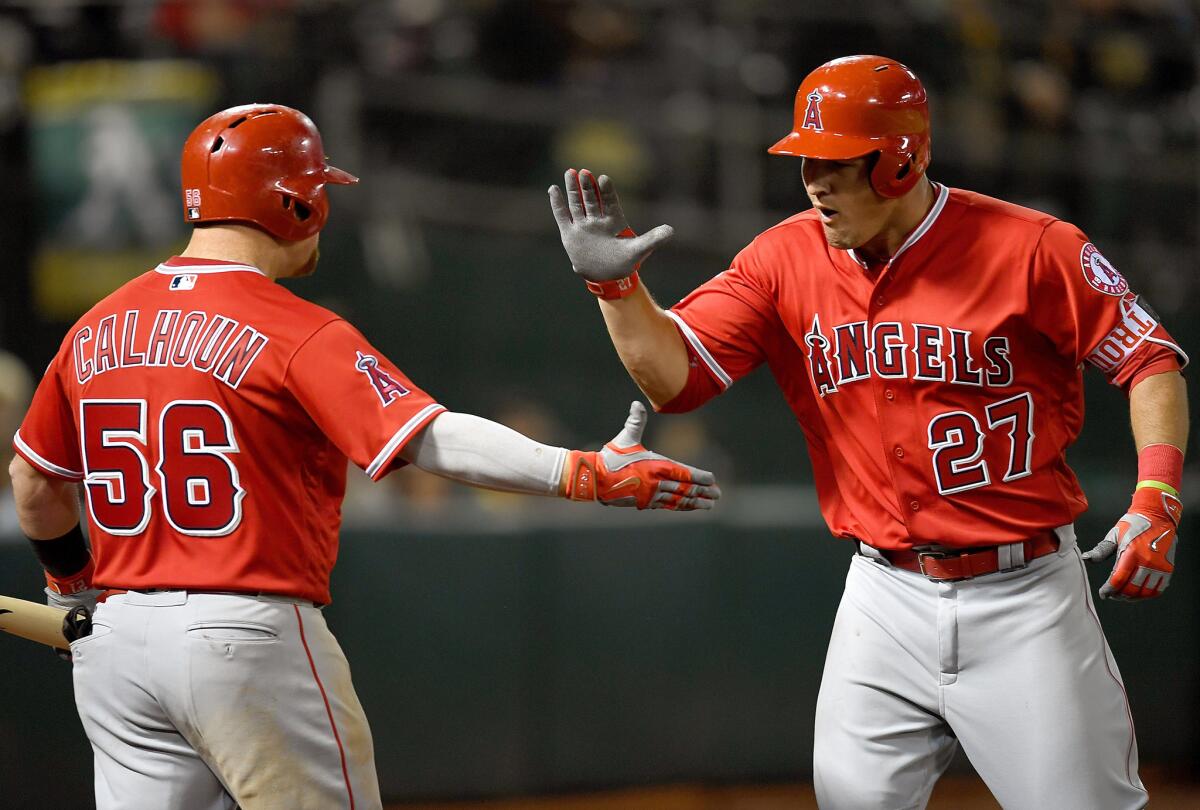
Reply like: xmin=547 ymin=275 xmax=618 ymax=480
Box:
xmin=396 ymin=411 xmax=567 ymax=496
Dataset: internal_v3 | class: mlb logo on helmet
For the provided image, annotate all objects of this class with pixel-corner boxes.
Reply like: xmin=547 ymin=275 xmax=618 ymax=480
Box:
xmin=801 ymin=91 xmax=824 ymax=132
xmin=185 ymin=188 xmax=202 ymax=220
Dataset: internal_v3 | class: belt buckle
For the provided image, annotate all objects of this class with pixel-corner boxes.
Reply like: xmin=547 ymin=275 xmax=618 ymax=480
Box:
xmin=916 ymin=549 xmax=966 ymax=582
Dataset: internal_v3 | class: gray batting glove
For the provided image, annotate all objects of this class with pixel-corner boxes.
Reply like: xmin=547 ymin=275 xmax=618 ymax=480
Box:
xmin=548 ymin=169 xmax=674 ymax=282
xmin=45 ymin=586 xmax=101 ymax=615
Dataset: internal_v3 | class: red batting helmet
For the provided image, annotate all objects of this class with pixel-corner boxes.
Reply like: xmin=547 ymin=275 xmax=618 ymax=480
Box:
xmin=768 ymin=55 xmax=930 ymax=198
xmin=180 ymin=104 xmax=358 ymax=241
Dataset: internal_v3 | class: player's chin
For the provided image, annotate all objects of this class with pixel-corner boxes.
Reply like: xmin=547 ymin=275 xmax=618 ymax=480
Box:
xmin=820 ymin=225 xmax=858 ymax=251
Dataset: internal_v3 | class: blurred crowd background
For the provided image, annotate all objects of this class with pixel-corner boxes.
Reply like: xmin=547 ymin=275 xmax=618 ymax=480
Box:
xmin=0 ymin=1 xmax=1197 ymax=807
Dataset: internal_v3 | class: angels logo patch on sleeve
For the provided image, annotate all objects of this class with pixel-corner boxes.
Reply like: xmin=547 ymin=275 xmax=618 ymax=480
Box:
xmin=355 ymin=351 xmax=409 ymax=406
xmin=1080 ymin=243 xmax=1129 ymax=296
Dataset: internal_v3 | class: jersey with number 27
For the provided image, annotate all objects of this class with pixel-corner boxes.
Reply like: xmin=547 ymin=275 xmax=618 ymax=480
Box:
xmin=14 ymin=257 xmax=445 ymax=604
xmin=663 ymin=185 xmax=1186 ymax=551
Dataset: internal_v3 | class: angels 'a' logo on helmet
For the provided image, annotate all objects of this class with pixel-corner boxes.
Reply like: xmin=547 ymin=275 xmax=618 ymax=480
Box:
xmin=355 ymin=351 xmax=409 ymax=406
xmin=801 ymin=91 xmax=825 ymax=132
xmin=1080 ymin=243 xmax=1129 ymax=296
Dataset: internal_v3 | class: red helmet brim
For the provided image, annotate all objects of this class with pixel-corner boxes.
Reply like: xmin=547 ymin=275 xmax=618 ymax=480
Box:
xmin=767 ymin=130 xmax=882 ymax=160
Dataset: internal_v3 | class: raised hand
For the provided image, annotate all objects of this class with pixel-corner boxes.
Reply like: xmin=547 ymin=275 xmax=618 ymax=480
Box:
xmin=548 ymin=169 xmax=674 ymax=282
xmin=560 ymin=401 xmax=721 ymax=510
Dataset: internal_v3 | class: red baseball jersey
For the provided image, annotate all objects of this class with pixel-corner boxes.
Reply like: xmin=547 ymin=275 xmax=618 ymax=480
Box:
xmin=663 ymin=185 xmax=1186 ymax=550
xmin=14 ymin=257 xmax=445 ymax=603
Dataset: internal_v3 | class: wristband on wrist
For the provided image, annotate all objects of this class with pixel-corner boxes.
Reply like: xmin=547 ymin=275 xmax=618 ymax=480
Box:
xmin=28 ymin=524 xmax=94 ymax=595
xmin=28 ymin=523 xmax=90 ymax=578
xmin=1135 ymin=443 xmax=1184 ymax=496
xmin=584 ymin=271 xmax=640 ymax=300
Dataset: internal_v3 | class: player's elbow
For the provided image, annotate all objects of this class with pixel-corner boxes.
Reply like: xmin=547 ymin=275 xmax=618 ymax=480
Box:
xmin=10 ymin=457 xmax=67 ymax=537
xmin=624 ymin=361 xmax=686 ymax=411
xmin=9 ymin=454 xmax=39 ymax=495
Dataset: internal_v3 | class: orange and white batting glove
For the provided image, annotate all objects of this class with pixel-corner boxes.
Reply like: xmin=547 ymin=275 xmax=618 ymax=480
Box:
xmin=1083 ymin=444 xmax=1184 ymax=601
xmin=1083 ymin=487 xmax=1182 ymax=600
xmin=559 ymin=401 xmax=721 ymax=511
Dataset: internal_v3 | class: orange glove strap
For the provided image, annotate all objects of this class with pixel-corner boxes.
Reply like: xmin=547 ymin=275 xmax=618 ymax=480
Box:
xmin=560 ymin=450 xmax=598 ymax=502
xmin=584 ymin=270 xmax=640 ymax=300
xmin=45 ymin=557 xmax=95 ymax=596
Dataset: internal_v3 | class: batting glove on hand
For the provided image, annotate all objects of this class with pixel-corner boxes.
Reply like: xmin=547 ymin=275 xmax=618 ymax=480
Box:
xmin=560 ymin=401 xmax=721 ymax=510
xmin=44 ymin=560 xmax=101 ymax=661
xmin=548 ymin=169 xmax=674 ymax=282
xmin=1082 ymin=487 xmax=1182 ymax=601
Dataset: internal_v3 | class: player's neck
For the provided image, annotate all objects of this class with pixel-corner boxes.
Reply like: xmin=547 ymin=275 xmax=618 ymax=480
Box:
xmin=856 ymin=180 xmax=936 ymax=266
xmin=179 ymin=225 xmax=294 ymax=281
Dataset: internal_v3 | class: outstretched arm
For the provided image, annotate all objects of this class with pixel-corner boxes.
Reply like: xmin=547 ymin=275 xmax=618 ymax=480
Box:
xmin=398 ymin=401 xmax=720 ymax=510
xmin=549 ymin=169 xmax=690 ymax=408
xmin=1083 ymin=371 xmax=1188 ymax=600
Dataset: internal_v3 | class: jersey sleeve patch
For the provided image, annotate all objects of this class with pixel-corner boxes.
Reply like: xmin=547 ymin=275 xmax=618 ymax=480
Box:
xmin=355 ymin=351 xmax=410 ymax=406
xmin=1086 ymin=294 xmax=1187 ymax=373
xmin=1079 ymin=243 xmax=1129 ymax=296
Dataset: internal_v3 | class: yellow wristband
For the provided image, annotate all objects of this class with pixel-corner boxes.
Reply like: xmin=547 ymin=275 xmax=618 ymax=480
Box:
xmin=1136 ymin=480 xmax=1179 ymax=497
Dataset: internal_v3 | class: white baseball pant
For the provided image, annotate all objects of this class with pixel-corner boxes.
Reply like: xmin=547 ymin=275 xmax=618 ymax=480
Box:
xmin=814 ymin=526 xmax=1147 ymax=809
xmin=70 ymin=591 xmax=383 ymax=810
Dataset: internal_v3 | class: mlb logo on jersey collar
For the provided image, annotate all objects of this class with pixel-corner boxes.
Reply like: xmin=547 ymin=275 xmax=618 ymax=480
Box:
xmin=170 ymin=274 xmax=198 ymax=291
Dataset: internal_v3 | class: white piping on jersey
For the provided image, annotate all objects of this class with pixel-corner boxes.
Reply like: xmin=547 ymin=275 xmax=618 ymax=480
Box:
xmin=665 ymin=310 xmax=734 ymax=390
xmin=848 ymin=181 xmax=949 ymax=269
xmin=366 ymin=403 xmax=447 ymax=479
xmin=1143 ymin=334 xmax=1190 ymax=369
xmin=154 ymin=263 xmax=267 ymax=276
xmin=13 ymin=430 xmax=84 ymax=480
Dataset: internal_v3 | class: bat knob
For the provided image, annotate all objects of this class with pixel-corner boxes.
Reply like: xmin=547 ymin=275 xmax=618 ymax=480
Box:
xmin=62 ymin=605 xmax=93 ymax=644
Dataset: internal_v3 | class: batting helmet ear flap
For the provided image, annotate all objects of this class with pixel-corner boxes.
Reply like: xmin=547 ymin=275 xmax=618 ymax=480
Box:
xmin=869 ymin=135 xmax=930 ymax=198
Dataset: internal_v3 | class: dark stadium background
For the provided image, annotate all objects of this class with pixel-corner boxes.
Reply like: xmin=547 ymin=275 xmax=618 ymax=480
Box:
xmin=0 ymin=2 xmax=1196 ymax=807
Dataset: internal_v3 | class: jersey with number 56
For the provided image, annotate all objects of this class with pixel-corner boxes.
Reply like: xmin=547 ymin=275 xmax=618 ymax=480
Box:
xmin=13 ymin=257 xmax=445 ymax=604
xmin=663 ymin=185 xmax=1186 ymax=551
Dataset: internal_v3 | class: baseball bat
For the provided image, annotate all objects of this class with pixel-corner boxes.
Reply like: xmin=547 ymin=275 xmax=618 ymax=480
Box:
xmin=0 ymin=595 xmax=69 ymax=648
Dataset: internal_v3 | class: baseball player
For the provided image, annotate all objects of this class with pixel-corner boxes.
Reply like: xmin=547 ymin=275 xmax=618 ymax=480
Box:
xmin=549 ymin=56 xmax=1188 ymax=809
xmin=8 ymin=103 xmax=720 ymax=810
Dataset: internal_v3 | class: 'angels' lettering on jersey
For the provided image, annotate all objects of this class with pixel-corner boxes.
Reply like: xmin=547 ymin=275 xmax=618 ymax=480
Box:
xmin=805 ymin=317 xmax=1013 ymax=396
xmin=663 ymin=187 xmax=1186 ymax=551
xmin=72 ymin=309 xmax=268 ymax=390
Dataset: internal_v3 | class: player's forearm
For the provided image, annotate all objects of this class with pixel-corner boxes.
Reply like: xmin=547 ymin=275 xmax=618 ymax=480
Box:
xmin=8 ymin=455 xmax=81 ymax=539
xmin=597 ymin=285 xmax=690 ymax=408
xmin=1129 ymin=371 xmax=1188 ymax=453
xmin=398 ymin=411 xmax=567 ymax=496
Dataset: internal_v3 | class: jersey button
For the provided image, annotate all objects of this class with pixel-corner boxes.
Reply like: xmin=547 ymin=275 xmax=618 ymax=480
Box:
xmin=909 ymin=499 xmax=920 ymax=511
xmin=894 ymin=446 xmax=905 ymax=458
xmin=875 ymin=295 xmax=886 ymax=307
xmin=884 ymin=389 xmax=895 ymax=401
